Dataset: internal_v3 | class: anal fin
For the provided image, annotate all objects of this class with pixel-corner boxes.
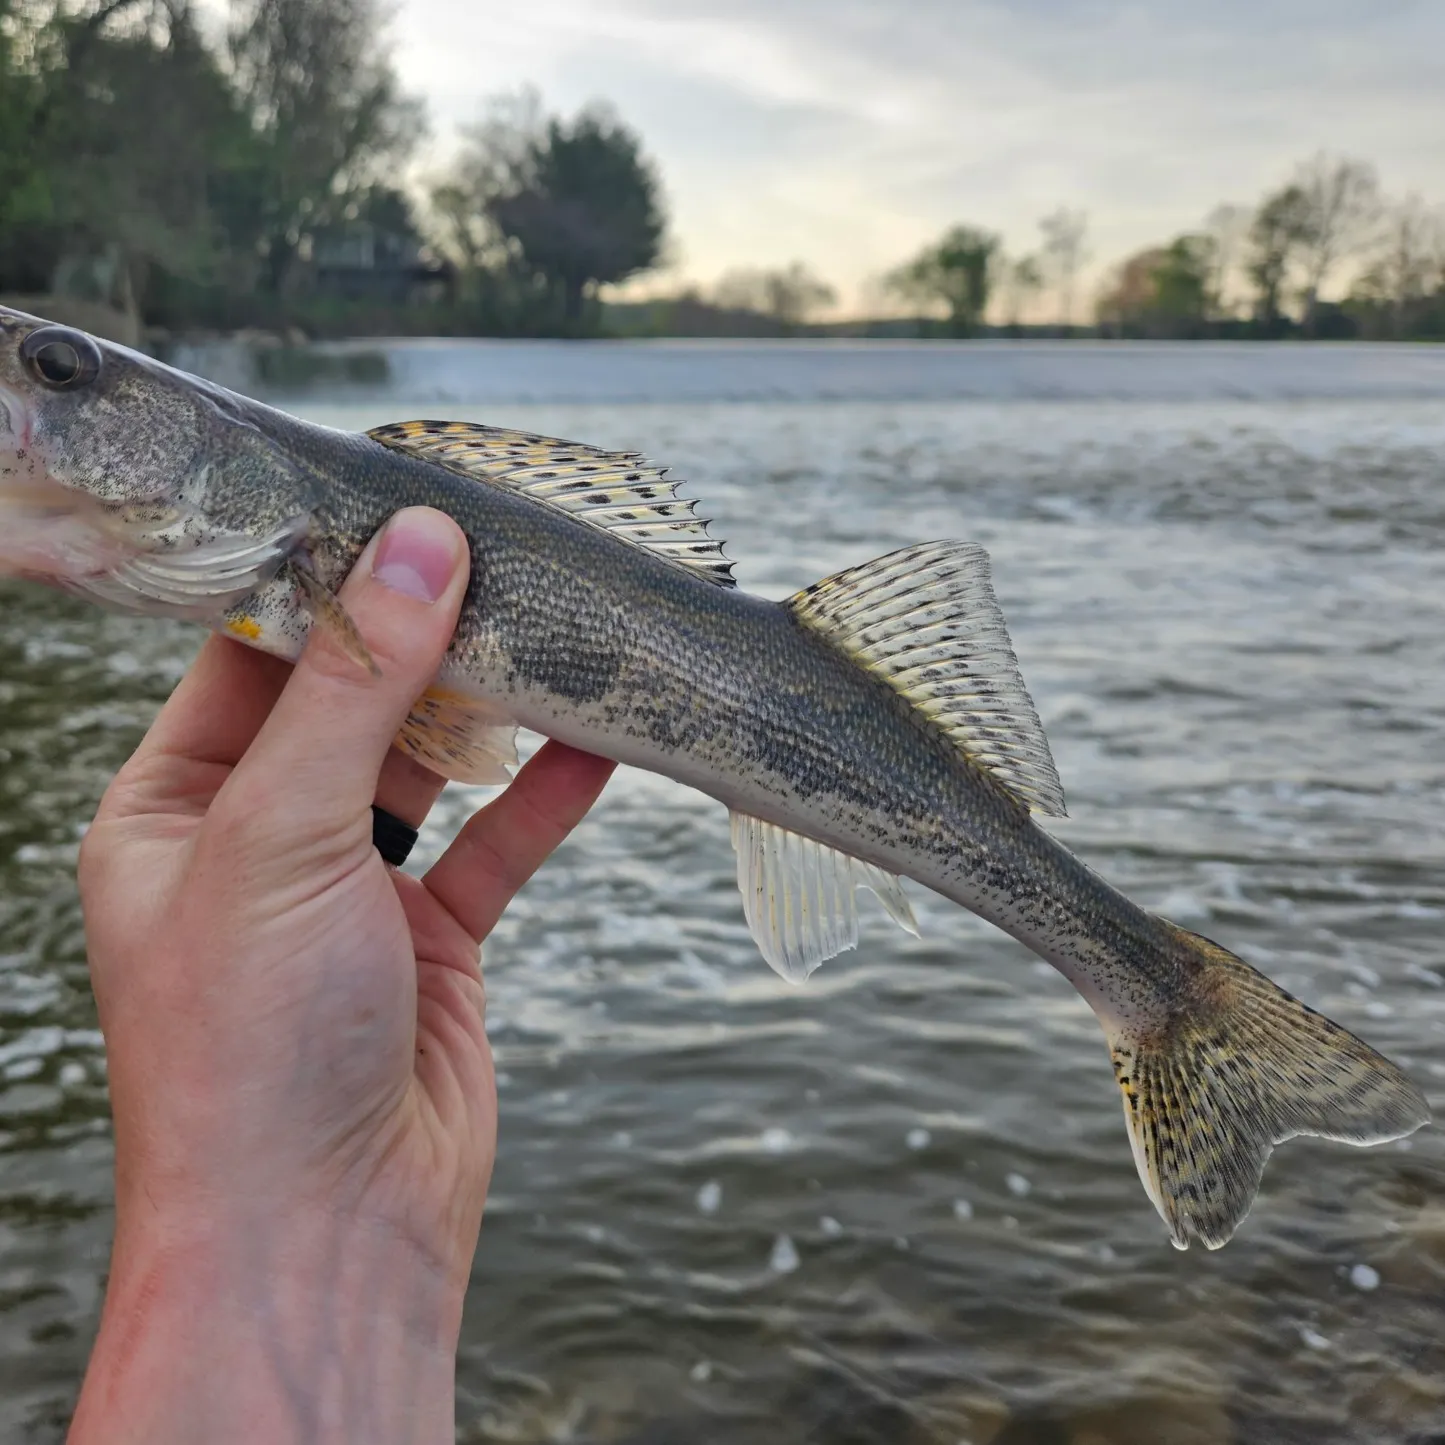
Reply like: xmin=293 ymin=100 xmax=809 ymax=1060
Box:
xmin=395 ymin=686 xmax=519 ymax=786
xmin=730 ymin=812 xmax=918 ymax=984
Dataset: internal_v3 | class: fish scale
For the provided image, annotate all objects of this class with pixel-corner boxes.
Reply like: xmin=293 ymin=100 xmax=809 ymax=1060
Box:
xmin=0 ymin=304 xmax=1428 ymax=1250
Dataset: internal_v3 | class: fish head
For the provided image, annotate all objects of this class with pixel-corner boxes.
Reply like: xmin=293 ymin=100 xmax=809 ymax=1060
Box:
xmin=0 ymin=307 xmax=315 ymax=618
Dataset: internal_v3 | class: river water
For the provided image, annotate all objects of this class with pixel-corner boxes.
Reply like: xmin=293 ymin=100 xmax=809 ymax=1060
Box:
xmin=2 ymin=341 xmax=1444 ymax=1442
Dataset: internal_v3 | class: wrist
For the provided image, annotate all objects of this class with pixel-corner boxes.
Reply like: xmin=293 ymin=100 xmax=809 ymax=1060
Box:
xmin=69 ymin=1200 xmax=465 ymax=1445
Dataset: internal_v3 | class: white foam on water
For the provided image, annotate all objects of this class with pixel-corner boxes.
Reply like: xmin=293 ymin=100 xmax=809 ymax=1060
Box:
xmin=760 ymin=1127 xmax=794 ymax=1154
xmin=769 ymin=1235 xmax=799 ymax=1274
xmin=1399 ymin=901 xmax=1444 ymax=919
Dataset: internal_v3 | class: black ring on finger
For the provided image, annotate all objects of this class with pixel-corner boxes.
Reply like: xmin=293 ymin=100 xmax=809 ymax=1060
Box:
xmin=371 ymin=805 xmax=419 ymax=867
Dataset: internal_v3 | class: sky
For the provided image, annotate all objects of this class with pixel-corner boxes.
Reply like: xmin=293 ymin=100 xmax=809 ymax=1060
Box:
xmin=391 ymin=0 xmax=1445 ymax=313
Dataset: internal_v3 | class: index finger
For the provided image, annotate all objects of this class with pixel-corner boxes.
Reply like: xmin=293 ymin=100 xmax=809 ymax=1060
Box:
xmin=130 ymin=634 xmax=293 ymax=769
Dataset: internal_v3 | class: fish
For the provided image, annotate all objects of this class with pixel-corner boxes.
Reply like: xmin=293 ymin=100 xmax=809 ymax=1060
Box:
xmin=0 ymin=305 xmax=1428 ymax=1249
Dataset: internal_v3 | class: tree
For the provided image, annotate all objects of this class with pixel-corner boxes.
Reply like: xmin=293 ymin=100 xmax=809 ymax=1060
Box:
xmin=1151 ymin=234 xmax=1215 ymax=330
xmin=1097 ymin=247 xmax=1165 ymax=335
xmin=1096 ymin=235 xmax=1214 ymax=338
xmin=228 ymin=0 xmax=423 ymax=293
xmin=1246 ymin=183 xmax=1309 ymax=332
xmin=884 ymin=224 xmax=1000 ymax=337
xmin=1 ymin=0 xmax=252 ymax=314
xmin=0 ymin=0 xmax=60 ymax=289
xmin=712 ymin=261 xmax=836 ymax=329
xmin=1039 ymin=207 xmax=1088 ymax=329
xmin=479 ymin=102 xmax=666 ymax=332
xmin=1290 ymin=154 xmax=1380 ymax=333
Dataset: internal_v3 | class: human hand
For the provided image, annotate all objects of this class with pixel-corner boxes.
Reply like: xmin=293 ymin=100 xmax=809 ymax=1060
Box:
xmin=67 ymin=507 xmax=615 ymax=1445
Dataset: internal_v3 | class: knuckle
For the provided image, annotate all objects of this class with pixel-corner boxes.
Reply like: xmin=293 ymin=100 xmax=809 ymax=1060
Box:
xmin=509 ymin=776 xmax=575 ymax=852
xmin=462 ymin=825 xmax=531 ymax=899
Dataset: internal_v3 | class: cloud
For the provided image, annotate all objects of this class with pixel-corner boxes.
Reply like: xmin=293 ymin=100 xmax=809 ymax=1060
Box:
xmin=396 ymin=0 xmax=1445 ymax=309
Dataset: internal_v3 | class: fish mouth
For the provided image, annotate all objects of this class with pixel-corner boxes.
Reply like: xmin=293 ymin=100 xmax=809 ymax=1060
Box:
xmin=0 ymin=390 xmax=132 ymax=584
xmin=0 ymin=380 xmax=31 ymax=453
xmin=0 ymin=484 xmax=135 ymax=585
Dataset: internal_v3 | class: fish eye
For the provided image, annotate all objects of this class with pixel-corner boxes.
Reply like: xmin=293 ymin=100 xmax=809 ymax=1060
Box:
xmin=19 ymin=327 xmax=102 ymax=391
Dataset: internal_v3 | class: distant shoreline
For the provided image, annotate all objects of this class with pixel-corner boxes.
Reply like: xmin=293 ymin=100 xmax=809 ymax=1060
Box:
xmin=6 ymin=294 xmax=1438 ymax=354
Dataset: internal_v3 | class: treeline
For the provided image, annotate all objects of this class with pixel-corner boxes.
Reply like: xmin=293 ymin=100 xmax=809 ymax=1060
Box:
xmin=0 ymin=0 xmax=664 ymax=338
xmin=875 ymin=160 xmax=1445 ymax=341
xmin=3 ymin=1 xmax=1441 ymax=342
xmin=1095 ymin=157 xmax=1445 ymax=341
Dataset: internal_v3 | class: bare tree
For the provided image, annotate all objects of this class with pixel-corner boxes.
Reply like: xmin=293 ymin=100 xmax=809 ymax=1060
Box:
xmin=1000 ymin=254 xmax=1044 ymax=329
xmin=1356 ymin=195 xmax=1445 ymax=337
xmin=429 ymin=89 xmax=545 ymax=279
xmin=1039 ymin=207 xmax=1088 ymax=329
xmin=1202 ymin=203 xmax=1250 ymax=319
xmin=1290 ymin=153 xmax=1381 ymax=332
xmin=713 ymin=261 xmax=836 ymax=328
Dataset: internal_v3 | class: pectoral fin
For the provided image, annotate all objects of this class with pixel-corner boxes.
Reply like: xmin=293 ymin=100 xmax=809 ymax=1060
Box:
xmin=290 ymin=557 xmax=380 ymax=677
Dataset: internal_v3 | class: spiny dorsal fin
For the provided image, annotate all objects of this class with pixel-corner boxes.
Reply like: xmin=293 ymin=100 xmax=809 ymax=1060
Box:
xmin=730 ymin=811 xmax=919 ymax=984
xmin=368 ymin=420 xmax=735 ymax=587
xmin=787 ymin=541 xmax=1066 ymax=817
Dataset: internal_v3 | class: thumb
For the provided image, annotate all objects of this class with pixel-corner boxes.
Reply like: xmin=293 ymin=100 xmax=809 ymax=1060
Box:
xmin=224 ymin=506 xmax=470 ymax=851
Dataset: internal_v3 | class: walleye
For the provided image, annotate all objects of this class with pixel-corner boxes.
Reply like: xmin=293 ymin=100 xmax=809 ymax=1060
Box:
xmin=0 ymin=307 xmax=1428 ymax=1249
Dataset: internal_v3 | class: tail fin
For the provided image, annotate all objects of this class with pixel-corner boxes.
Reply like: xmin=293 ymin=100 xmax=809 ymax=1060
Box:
xmin=1108 ymin=925 xmax=1429 ymax=1250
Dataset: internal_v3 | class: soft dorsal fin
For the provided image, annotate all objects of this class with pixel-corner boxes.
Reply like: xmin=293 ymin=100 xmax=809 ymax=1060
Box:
xmin=368 ymin=421 xmax=734 ymax=587
xmin=787 ymin=541 xmax=1066 ymax=817
xmin=730 ymin=811 xmax=919 ymax=984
